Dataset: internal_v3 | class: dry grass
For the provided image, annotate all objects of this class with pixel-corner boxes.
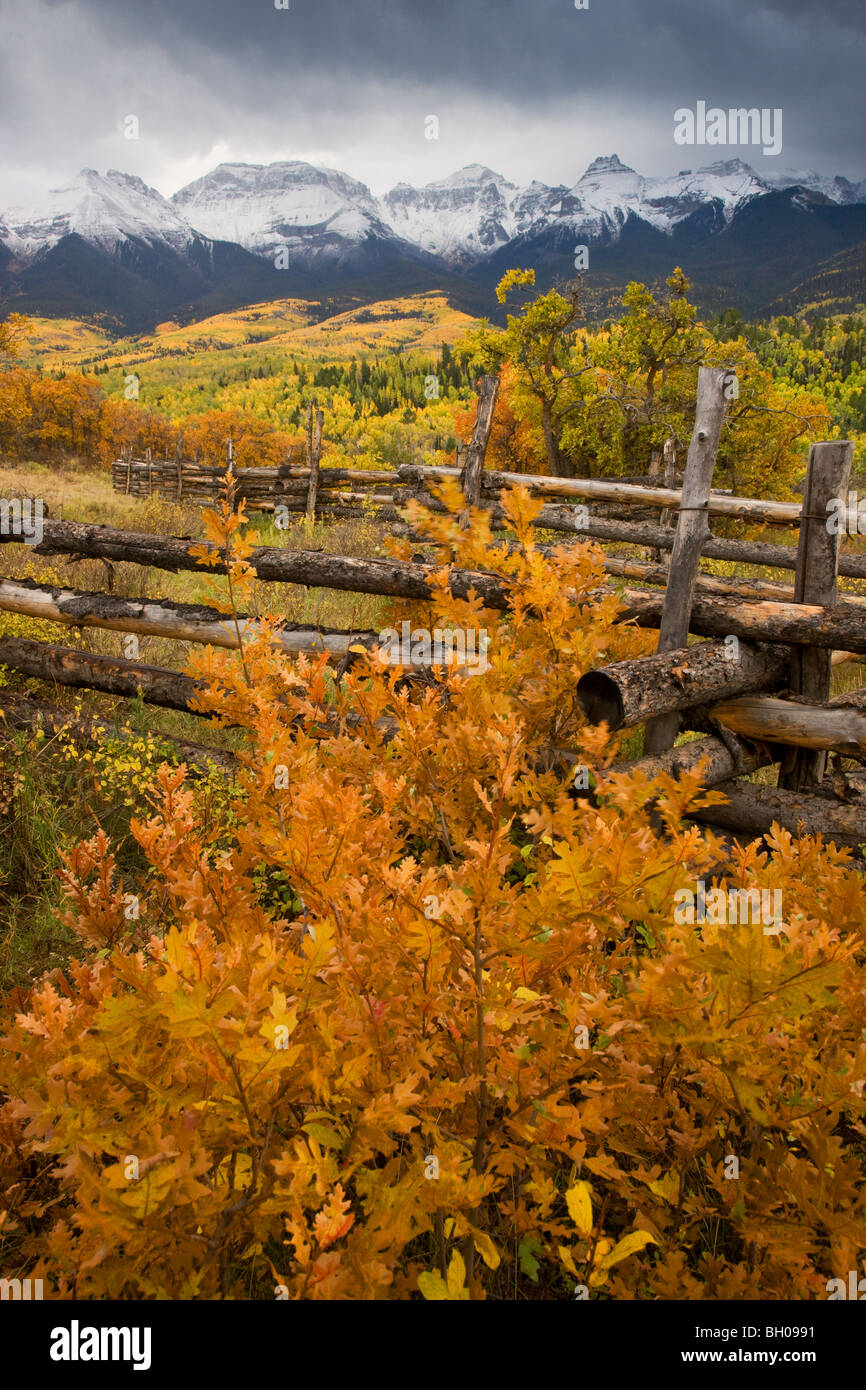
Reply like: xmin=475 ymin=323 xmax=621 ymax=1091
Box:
xmin=0 ymin=459 xmax=395 ymax=753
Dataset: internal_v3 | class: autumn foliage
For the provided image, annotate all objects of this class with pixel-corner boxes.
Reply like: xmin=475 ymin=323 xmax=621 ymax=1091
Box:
xmin=0 ymin=365 xmax=306 ymax=469
xmin=1 ymin=485 xmax=865 ymax=1300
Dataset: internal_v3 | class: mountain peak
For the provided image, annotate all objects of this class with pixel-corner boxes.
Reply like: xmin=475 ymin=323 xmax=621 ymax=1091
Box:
xmin=433 ymin=165 xmax=508 ymax=188
xmin=581 ymin=155 xmax=635 ymax=178
xmin=695 ymin=158 xmax=760 ymax=179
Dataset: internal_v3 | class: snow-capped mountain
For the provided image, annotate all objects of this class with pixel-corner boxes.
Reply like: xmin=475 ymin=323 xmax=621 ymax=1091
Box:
xmin=172 ymin=160 xmax=423 ymax=271
xmin=376 ymin=155 xmax=776 ymax=262
xmin=379 ymin=164 xmax=527 ymax=266
xmin=1 ymin=167 xmax=204 ymax=261
xmin=762 ymin=169 xmax=866 ymax=205
xmin=3 ymin=153 xmax=863 ymax=274
xmin=2 ymin=153 xmax=865 ymax=329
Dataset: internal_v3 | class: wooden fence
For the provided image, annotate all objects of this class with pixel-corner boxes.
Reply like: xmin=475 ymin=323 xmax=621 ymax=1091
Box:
xmin=2 ymin=369 xmax=864 ymax=854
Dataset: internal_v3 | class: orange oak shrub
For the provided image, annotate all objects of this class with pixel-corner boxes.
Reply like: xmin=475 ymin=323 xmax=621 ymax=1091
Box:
xmin=1 ymin=485 xmax=865 ymax=1300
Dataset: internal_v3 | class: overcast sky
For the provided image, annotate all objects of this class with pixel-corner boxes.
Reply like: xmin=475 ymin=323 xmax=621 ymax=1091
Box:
xmin=1 ymin=0 xmax=864 ymax=205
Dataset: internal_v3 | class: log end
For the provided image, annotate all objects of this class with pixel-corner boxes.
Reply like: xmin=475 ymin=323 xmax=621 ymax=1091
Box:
xmin=577 ymin=669 xmax=625 ymax=731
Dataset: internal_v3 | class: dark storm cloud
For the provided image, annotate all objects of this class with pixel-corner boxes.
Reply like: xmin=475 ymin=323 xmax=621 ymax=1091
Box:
xmin=35 ymin=0 xmax=865 ymax=99
xmin=1 ymin=0 xmax=864 ymax=201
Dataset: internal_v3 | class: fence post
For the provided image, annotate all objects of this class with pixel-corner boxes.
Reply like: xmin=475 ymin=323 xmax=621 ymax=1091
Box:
xmin=124 ymin=447 xmax=132 ymax=495
xmin=459 ymin=374 xmax=499 ymax=527
xmin=305 ymin=403 xmax=314 ymax=470
xmin=146 ymin=447 xmax=153 ymax=497
xmin=175 ymin=431 xmax=184 ymax=502
xmin=643 ymin=367 xmax=730 ymax=755
xmin=778 ymin=439 xmax=854 ymax=791
xmin=306 ymin=408 xmax=324 ymax=524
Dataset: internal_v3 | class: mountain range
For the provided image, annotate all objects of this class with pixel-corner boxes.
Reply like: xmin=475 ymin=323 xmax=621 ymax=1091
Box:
xmin=2 ymin=155 xmax=866 ymax=332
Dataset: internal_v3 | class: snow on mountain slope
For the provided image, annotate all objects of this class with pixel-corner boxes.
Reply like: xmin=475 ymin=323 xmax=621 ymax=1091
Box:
xmin=171 ymin=161 xmax=407 ymax=268
xmin=1 ymin=168 xmax=201 ymax=259
xmin=378 ymin=165 xmax=524 ymax=266
xmin=760 ymin=169 xmax=862 ymax=203
xmin=376 ymin=155 xmax=778 ymax=263
xmin=543 ymin=155 xmax=771 ymax=244
xmin=2 ymin=155 xmax=863 ymax=280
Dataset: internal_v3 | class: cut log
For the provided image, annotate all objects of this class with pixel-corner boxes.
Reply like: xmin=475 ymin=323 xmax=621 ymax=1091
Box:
xmin=601 ymin=555 xmax=866 ymax=606
xmin=578 ymin=638 xmax=789 ymax=731
xmin=3 ymin=518 xmax=516 ymax=609
xmin=0 ymin=577 xmax=381 ymax=659
xmin=618 ymin=733 xmax=773 ymax=787
xmin=687 ymin=781 xmax=866 ymax=852
xmin=306 ymin=407 xmax=324 ymax=523
xmin=710 ymin=693 xmax=866 ymax=759
xmin=0 ymin=636 xmax=210 ymax=714
xmin=406 ymin=462 xmax=803 ymax=525
xmin=6 ymin=519 xmax=866 ymax=648
xmin=394 ymin=477 xmax=866 ymax=577
xmin=620 ymin=588 xmax=866 ymax=655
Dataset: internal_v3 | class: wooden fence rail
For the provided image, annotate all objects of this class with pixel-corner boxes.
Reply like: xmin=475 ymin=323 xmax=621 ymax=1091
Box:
xmin=0 ymin=382 xmax=861 ymax=854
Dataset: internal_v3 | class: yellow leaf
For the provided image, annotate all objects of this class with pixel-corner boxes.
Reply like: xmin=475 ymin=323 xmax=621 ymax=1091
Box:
xmin=514 ymin=986 xmax=541 ymax=1001
xmin=446 ymin=1250 xmax=470 ymax=1299
xmin=418 ymin=1271 xmax=449 ymax=1300
xmin=302 ymin=1122 xmax=344 ymax=1150
xmin=558 ymin=1244 xmax=578 ymax=1276
xmin=472 ymin=1231 xmax=500 ymax=1270
xmin=599 ymin=1230 xmax=657 ymax=1270
xmin=215 ymin=1153 xmax=254 ymax=1190
xmin=647 ymin=1171 xmax=680 ymax=1205
xmin=565 ymin=1181 xmax=593 ymax=1237
xmin=418 ymin=1250 xmax=471 ymax=1301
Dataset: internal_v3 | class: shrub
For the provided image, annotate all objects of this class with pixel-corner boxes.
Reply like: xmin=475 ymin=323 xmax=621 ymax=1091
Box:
xmin=1 ymin=486 xmax=864 ymax=1299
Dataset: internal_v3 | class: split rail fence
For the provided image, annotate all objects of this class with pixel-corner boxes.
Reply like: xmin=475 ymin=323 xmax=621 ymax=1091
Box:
xmin=2 ymin=369 xmax=865 ymax=854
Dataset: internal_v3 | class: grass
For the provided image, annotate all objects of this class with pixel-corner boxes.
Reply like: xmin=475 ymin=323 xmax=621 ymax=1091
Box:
xmin=0 ymin=458 xmax=399 ymax=990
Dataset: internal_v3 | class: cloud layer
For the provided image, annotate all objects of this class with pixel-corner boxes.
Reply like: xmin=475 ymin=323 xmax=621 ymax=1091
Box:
xmin=1 ymin=0 xmax=864 ymax=204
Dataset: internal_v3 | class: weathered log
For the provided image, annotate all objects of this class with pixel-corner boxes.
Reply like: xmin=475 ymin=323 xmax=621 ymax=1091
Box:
xmin=1 ymin=519 xmax=515 ymax=609
xmin=687 ymin=781 xmax=866 ymax=852
xmin=618 ymin=733 xmax=773 ymax=787
xmin=645 ymin=367 xmax=731 ymax=753
xmin=578 ymin=638 xmax=789 ymax=731
xmin=0 ymin=577 xmax=381 ymax=659
xmin=0 ymin=688 xmax=235 ymax=773
xmin=0 ymin=637 xmax=209 ymax=713
xmin=710 ymin=693 xmax=866 ymax=759
xmin=620 ymin=589 xmax=866 ymax=655
xmin=6 ymin=520 xmax=866 ymax=649
xmin=404 ymin=462 xmax=803 ymax=525
xmin=601 ymin=555 xmax=866 ymax=607
xmin=306 ymin=407 xmax=324 ymax=523
xmin=780 ymin=441 xmax=854 ymax=790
